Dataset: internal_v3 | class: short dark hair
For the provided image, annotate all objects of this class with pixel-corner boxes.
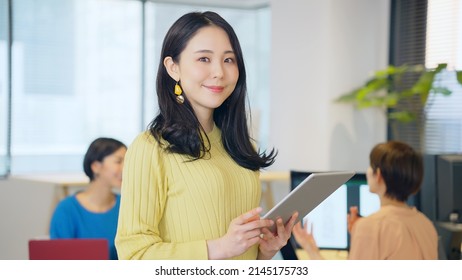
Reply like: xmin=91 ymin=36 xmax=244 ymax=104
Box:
xmin=83 ymin=137 xmax=126 ymax=181
xmin=369 ymin=140 xmax=423 ymax=201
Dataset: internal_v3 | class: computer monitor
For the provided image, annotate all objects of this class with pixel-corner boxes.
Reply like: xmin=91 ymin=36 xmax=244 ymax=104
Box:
xmin=359 ymin=183 xmax=380 ymax=216
xmin=279 ymin=170 xmax=380 ymax=259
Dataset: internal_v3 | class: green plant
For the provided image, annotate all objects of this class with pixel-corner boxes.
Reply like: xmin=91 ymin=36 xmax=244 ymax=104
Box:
xmin=336 ymin=63 xmax=462 ymax=123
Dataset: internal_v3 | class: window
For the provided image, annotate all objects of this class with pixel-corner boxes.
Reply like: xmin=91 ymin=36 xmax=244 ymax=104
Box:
xmin=389 ymin=0 xmax=462 ymax=154
xmin=0 ymin=0 xmax=8 ymax=177
xmin=10 ymin=0 xmax=143 ymax=173
xmin=0 ymin=0 xmax=271 ymax=176
xmin=424 ymin=0 xmax=462 ymax=153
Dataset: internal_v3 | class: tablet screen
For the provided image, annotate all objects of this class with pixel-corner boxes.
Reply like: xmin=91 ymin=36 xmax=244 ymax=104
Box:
xmin=262 ymin=171 xmax=355 ymax=233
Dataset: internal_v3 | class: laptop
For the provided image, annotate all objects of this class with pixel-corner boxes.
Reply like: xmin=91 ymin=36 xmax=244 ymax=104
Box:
xmin=28 ymin=239 xmax=109 ymax=260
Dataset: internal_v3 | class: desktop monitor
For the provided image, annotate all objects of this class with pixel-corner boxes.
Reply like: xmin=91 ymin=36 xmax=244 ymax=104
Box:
xmin=279 ymin=170 xmax=380 ymax=259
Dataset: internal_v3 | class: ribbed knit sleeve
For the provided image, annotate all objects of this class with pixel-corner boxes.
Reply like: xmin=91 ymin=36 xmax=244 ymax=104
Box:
xmin=115 ymin=128 xmax=261 ymax=260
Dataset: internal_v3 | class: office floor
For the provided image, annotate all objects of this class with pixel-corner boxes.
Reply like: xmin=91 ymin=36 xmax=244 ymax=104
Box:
xmin=296 ymin=249 xmax=348 ymax=260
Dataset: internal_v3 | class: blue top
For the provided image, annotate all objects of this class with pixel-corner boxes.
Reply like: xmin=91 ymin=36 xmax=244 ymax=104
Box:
xmin=50 ymin=193 xmax=121 ymax=260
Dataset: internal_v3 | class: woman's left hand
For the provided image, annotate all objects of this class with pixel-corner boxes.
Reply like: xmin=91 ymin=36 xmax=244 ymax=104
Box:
xmin=257 ymin=212 xmax=299 ymax=260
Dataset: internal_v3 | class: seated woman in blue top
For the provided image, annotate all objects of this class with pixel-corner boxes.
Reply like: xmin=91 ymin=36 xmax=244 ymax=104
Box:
xmin=50 ymin=137 xmax=127 ymax=260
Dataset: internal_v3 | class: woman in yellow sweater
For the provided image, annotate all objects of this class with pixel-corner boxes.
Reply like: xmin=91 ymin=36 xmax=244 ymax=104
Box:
xmin=115 ymin=11 xmax=298 ymax=260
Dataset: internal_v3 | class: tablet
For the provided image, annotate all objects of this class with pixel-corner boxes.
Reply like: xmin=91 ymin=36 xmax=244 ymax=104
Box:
xmin=262 ymin=171 xmax=355 ymax=232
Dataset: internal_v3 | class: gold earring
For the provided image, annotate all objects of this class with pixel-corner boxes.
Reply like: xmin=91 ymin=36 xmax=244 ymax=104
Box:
xmin=174 ymin=82 xmax=184 ymax=104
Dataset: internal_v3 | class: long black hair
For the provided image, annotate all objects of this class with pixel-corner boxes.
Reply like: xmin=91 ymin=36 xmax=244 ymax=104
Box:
xmin=149 ymin=11 xmax=276 ymax=171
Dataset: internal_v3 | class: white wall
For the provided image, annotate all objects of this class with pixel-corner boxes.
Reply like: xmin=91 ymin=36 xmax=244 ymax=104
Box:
xmin=0 ymin=0 xmax=390 ymax=259
xmin=268 ymin=0 xmax=389 ymax=172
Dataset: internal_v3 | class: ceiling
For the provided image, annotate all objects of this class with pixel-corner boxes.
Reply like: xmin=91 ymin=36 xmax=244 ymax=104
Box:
xmin=151 ymin=0 xmax=270 ymax=9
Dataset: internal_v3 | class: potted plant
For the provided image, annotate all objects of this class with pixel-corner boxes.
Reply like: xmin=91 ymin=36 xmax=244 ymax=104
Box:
xmin=335 ymin=63 xmax=462 ymax=151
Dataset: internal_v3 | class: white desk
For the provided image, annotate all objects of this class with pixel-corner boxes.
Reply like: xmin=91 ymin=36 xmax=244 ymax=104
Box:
xmin=296 ymin=249 xmax=348 ymax=260
xmin=12 ymin=173 xmax=90 ymax=227
xmin=260 ymin=171 xmax=290 ymax=209
xmin=13 ymin=171 xmax=289 ymax=209
xmin=12 ymin=173 xmax=89 ymax=199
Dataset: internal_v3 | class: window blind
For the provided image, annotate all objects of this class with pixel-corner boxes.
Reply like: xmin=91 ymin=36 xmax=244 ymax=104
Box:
xmin=388 ymin=0 xmax=428 ymax=151
xmin=389 ymin=0 xmax=462 ymax=154
xmin=424 ymin=0 xmax=462 ymax=153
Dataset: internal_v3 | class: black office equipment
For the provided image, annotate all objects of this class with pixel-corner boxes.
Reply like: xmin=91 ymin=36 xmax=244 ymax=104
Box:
xmin=434 ymin=155 xmax=462 ymax=259
xmin=416 ymin=154 xmax=462 ymax=222
xmin=436 ymin=155 xmax=462 ymax=222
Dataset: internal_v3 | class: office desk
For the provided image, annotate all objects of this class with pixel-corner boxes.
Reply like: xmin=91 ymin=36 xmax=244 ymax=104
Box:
xmin=260 ymin=171 xmax=290 ymax=209
xmin=13 ymin=171 xmax=289 ymax=209
xmin=296 ymin=249 xmax=348 ymax=260
xmin=12 ymin=173 xmax=89 ymax=199
xmin=12 ymin=173 xmax=90 ymax=227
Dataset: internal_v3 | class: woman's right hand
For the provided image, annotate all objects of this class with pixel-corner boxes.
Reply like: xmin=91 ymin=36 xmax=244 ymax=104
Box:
xmin=206 ymin=207 xmax=274 ymax=259
xmin=347 ymin=206 xmax=361 ymax=234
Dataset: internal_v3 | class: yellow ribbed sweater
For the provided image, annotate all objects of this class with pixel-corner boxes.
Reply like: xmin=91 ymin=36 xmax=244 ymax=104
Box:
xmin=115 ymin=126 xmax=261 ymax=259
